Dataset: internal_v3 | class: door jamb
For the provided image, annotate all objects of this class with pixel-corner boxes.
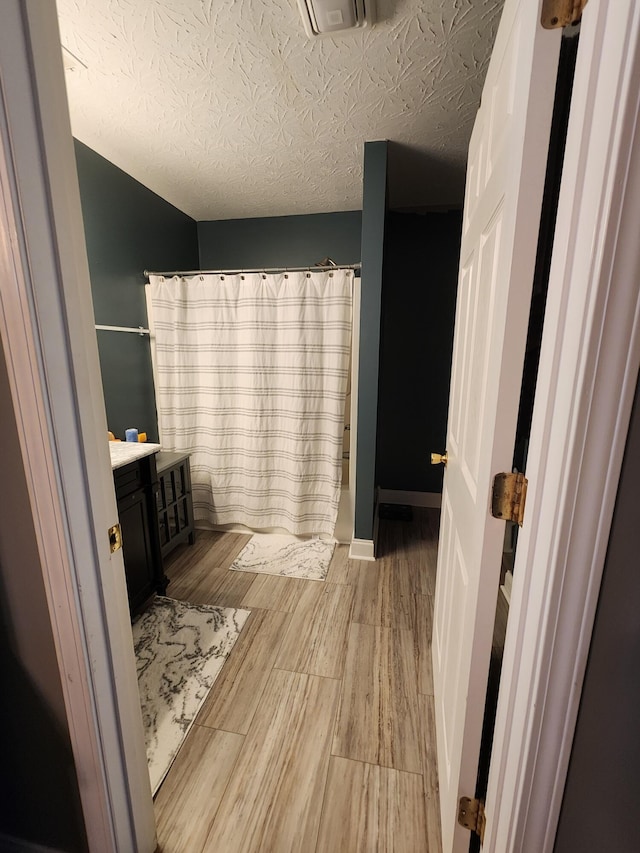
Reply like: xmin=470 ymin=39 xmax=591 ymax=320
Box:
xmin=484 ymin=2 xmax=640 ymax=849
xmin=0 ymin=2 xmax=156 ymax=849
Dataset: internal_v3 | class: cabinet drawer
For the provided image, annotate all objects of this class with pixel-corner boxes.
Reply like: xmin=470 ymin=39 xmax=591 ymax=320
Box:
xmin=114 ymin=463 xmax=142 ymax=500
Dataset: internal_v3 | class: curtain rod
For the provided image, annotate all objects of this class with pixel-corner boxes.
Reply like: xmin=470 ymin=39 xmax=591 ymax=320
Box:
xmin=95 ymin=324 xmax=150 ymax=336
xmin=143 ymin=263 xmax=361 ymax=277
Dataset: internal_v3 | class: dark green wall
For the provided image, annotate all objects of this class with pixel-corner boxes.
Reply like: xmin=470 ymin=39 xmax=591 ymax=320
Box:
xmin=355 ymin=141 xmax=388 ymax=541
xmin=197 ymin=211 xmax=362 ymax=269
xmin=377 ymin=211 xmax=461 ymax=493
xmin=74 ymin=140 xmax=199 ymax=441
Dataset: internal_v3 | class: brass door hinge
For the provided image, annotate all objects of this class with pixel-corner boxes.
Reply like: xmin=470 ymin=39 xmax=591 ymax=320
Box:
xmin=458 ymin=797 xmax=486 ymax=843
xmin=491 ymin=471 xmax=528 ymax=526
xmin=108 ymin=523 xmax=122 ymax=553
xmin=541 ymin=0 xmax=588 ymax=29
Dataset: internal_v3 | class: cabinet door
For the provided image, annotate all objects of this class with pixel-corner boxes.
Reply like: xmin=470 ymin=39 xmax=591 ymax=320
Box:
xmin=118 ymin=487 xmax=155 ymax=614
xmin=156 ymin=457 xmax=195 ymax=558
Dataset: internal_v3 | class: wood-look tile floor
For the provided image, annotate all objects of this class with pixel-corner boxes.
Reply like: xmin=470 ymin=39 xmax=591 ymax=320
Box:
xmin=154 ymin=509 xmax=442 ymax=853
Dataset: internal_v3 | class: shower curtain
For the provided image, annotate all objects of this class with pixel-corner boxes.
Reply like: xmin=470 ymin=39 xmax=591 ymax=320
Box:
xmin=148 ymin=270 xmax=352 ymax=536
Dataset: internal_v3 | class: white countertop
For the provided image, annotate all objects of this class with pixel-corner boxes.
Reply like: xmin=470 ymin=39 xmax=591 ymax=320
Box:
xmin=109 ymin=441 xmax=161 ymax=470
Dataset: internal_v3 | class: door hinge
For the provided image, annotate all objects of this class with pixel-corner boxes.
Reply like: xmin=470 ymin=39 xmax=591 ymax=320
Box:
xmin=491 ymin=471 xmax=528 ymax=526
xmin=458 ymin=797 xmax=486 ymax=843
xmin=108 ymin=523 xmax=122 ymax=553
xmin=541 ymin=0 xmax=588 ymax=29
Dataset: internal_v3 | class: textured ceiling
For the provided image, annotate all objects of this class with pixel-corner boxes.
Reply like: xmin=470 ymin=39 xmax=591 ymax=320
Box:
xmin=57 ymin=0 xmax=504 ymax=220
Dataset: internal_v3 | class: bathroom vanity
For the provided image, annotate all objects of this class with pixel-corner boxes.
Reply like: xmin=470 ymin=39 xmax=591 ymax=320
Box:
xmin=110 ymin=442 xmax=168 ymax=616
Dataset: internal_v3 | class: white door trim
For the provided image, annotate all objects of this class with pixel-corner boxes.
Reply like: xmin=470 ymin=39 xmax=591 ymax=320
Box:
xmin=0 ymin=3 xmax=155 ymax=850
xmin=484 ymin=2 xmax=640 ymax=850
xmin=0 ymin=106 xmax=115 ymax=853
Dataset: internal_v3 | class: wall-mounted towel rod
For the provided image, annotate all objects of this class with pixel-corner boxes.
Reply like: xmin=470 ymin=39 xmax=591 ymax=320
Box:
xmin=144 ymin=263 xmax=361 ymax=277
xmin=95 ymin=324 xmax=150 ymax=336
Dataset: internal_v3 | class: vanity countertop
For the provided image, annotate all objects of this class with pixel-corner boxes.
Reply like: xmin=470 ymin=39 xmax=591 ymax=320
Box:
xmin=109 ymin=441 xmax=161 ymax=470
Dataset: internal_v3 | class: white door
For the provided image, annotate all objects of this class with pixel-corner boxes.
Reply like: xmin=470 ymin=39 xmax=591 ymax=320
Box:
xmin=432 ymin=2 xmax=561 ymax=850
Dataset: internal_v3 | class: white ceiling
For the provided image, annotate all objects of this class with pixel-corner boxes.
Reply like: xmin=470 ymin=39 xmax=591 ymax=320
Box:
xmin=57 ymin=0 xmax=503 ymax=221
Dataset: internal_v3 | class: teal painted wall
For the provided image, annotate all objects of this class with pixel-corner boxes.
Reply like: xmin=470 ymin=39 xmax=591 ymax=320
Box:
xmin=197 ymin=211 xmax=362 ymax=269
xmin=377 ymin=211 xmax=461 ymax=493
xmin=74 ymin=140 xmax=199 ymax=441
xmin=355 ymin=141 xmax=388 ymax=541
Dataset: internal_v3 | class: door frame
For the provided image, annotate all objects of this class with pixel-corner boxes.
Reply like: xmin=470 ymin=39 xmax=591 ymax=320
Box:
xmin=0 ymin=2 xmax=155 ymax=850
xmin=1 ymin=0 xmax=639 ymax=850
xmin=484 ymin=1 xmax=640 ymax=849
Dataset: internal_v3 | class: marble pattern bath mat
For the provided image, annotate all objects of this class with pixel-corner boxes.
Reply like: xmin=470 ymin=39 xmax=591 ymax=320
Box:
xmin=132 ymin=596 xmax=250 ymax=794
xmin=230 ymin=534 xmax=336 ymax=581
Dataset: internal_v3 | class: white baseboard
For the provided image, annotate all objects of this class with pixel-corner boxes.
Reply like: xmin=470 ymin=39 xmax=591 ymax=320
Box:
xmin=501 ymin=569 xmax=513 ymax=605
xmin=349 ymin=538 xmax=376 ymax=561
xmin=378 ymin=489 xmax=442 ymax=508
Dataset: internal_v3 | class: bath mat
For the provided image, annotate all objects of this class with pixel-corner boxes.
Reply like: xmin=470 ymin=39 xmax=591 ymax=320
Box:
xmin=230 ymin=534 xmax=336 ymax=581
xmin=132 ymin=596 xmax=250 ymax=795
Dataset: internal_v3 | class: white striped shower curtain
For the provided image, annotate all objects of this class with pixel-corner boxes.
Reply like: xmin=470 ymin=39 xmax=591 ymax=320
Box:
xmin=147 ymin=270 xmax=352 ymax=535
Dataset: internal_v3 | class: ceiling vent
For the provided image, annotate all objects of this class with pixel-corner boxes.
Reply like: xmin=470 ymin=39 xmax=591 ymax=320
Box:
xmin=296 ymin=0 xmax=376 ymax=37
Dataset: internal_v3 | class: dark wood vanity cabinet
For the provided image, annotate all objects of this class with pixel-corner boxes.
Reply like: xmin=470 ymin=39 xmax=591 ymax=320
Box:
xmin=155 ymin=451 xmax=195 ymax=559
xmin=114 ymin=453 xmax=168 ymax=616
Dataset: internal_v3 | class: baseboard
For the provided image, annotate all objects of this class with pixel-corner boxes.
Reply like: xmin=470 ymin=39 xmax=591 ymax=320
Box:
xmin=378 ymin=489 xmax=442 ymax=509
xmin=349 ymin=538 xmax=376 ymax=561
xmin=500 ymin=569 xmax=513 ymax=605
